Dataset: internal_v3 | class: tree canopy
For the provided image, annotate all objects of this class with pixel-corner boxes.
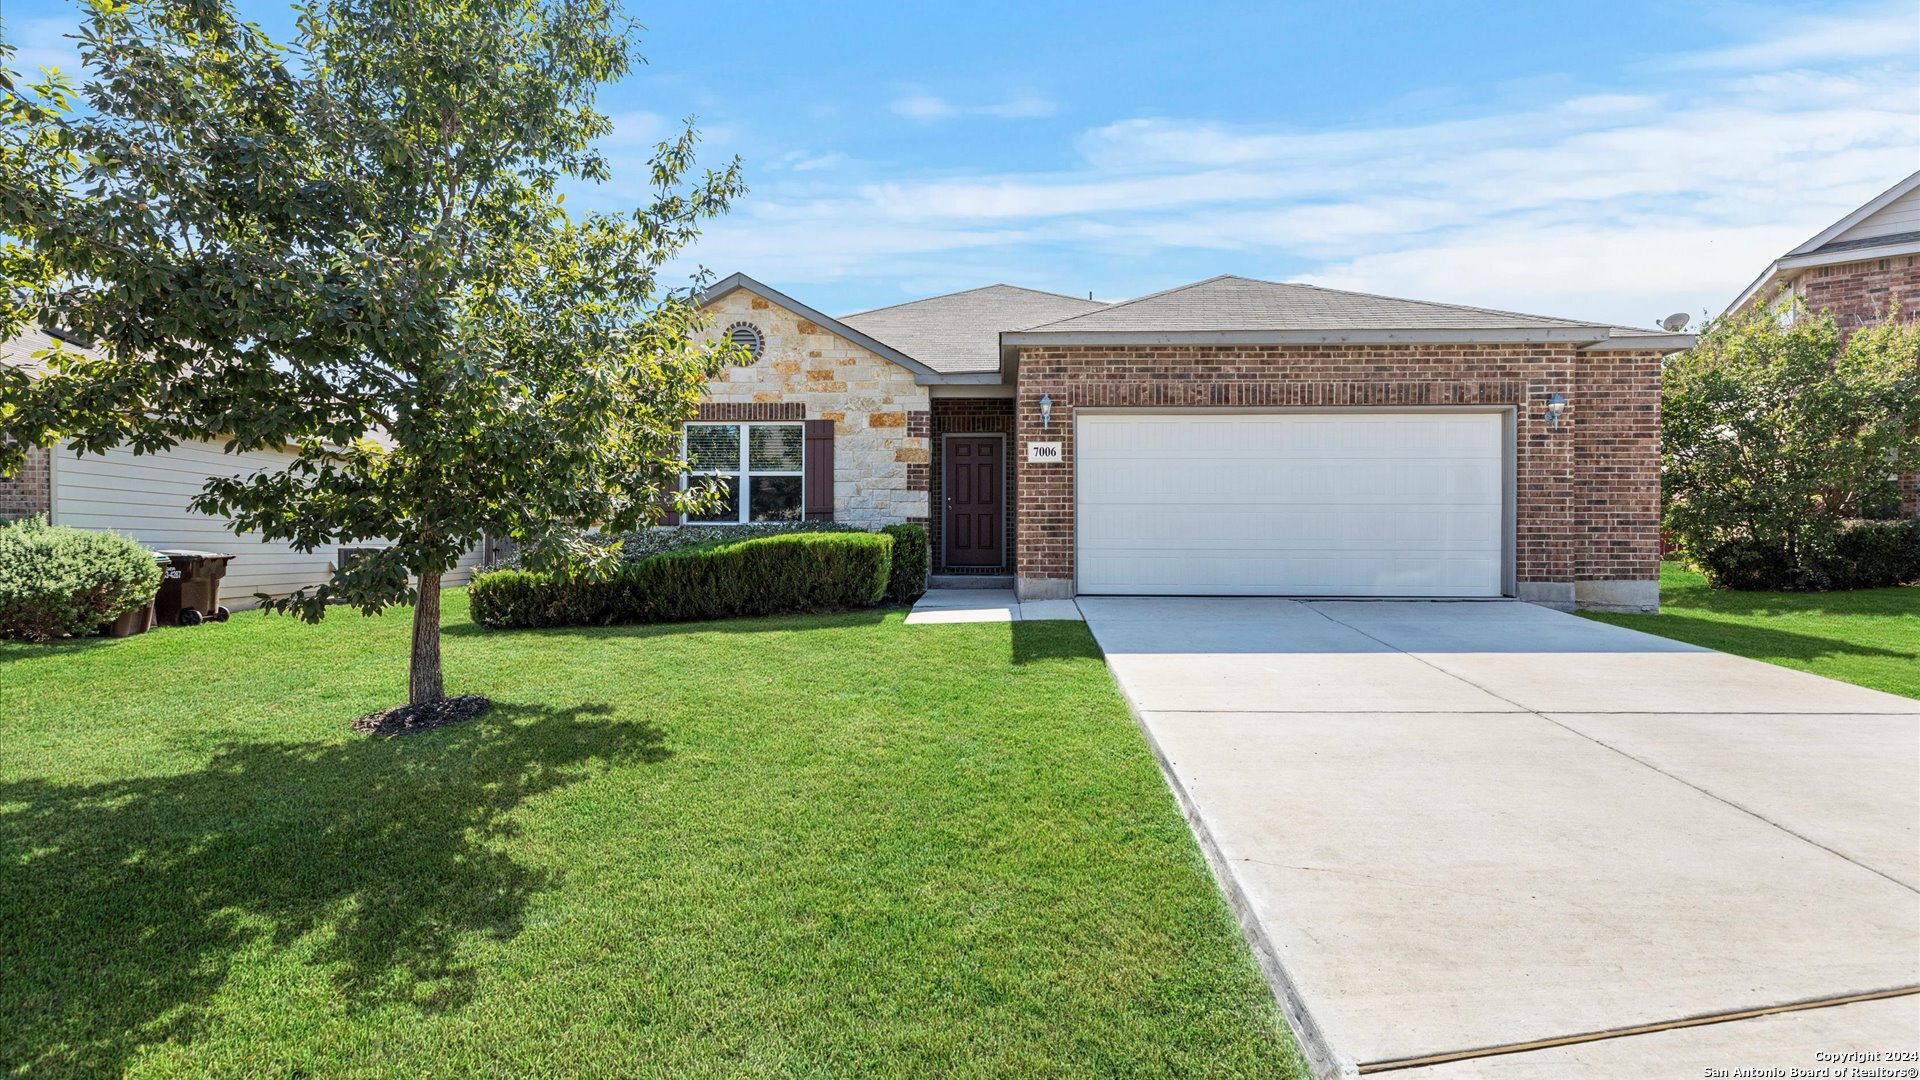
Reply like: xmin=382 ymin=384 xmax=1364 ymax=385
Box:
xmin=1662 ymin=302 xmax=1919 ymax=588
xmin=1 ymin=0 xmax=745 ymax=703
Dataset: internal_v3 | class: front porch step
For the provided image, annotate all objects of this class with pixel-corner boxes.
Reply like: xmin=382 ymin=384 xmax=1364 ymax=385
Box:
xmin=930 ymin=574 xmax=1013 ymax=590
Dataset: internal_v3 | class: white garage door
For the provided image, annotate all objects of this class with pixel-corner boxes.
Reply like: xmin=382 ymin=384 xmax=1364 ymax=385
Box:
xmin=1076 ymin=411 xmax=1507 ymax=597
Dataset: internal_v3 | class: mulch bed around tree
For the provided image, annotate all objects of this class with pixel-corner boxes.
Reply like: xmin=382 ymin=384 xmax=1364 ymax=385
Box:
xmin=351 ymin=694 xmax=492 ymax=737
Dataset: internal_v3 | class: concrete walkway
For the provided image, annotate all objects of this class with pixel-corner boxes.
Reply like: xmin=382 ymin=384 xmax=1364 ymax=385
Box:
xmin=1078 ymin=597 xmax=1920 ymax=1079
xmin=904 ymin=589 xmax=1083 ymax=624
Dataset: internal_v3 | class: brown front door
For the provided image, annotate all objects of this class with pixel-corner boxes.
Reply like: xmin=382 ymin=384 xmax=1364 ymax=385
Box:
xmin=943 ymin=436 xmax=1004 ymax=567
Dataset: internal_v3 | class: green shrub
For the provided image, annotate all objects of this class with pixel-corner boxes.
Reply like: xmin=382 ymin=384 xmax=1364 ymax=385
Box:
xmin=617 ymin=521 xmax=863 ymax=562
xmin=1812 ymin=519 xmax=1920 ymax=590
xmin=1695 ymin=519 xmax=1920 ymax=591
xmin=1695 ymin=537 xmax=1800 ymax=592
xmin=470 ymin=531 xmax=893 ymax=629
xmin=0 ymin=516 xmax=163 ymax=641
xmin=1664 ymin=304 xmax=1919 ymax=590
xmin=879 ymin=523 xmax=929 ymax=603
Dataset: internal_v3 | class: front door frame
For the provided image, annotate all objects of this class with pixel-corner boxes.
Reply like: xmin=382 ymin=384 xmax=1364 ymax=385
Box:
xmin=940 ymin=431 xmax=1008 ymax=570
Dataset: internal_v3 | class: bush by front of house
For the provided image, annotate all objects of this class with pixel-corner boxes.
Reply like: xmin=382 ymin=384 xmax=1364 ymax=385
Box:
xmin=1695 ymin=518 xmax=1920 ymax=592
xmin=469 ymin=527 xmax=921 ymax=629
xmin=0 ymin=516 xmax=163 ymax=641
xmin=1662 ymin=305 xmax=1919 ymax=591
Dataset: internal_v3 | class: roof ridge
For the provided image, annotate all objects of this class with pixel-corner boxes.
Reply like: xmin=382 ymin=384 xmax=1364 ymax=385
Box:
xmin=1012 ymin=273 xmax=1649 ymax=336
xmin=1019 ymin=273 xmax=1243 ymax=331
xmin=841 ymin=283 xmax=1104 ymax=320
xmin=1282 ymin=280 xmax=1605 ymax=328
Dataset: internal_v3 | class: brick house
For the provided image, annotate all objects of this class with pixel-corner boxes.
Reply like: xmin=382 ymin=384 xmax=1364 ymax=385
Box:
xmin=1729 ymin=170 xmax=1920 ymax=331
xmin=690 ymin=273 xmax=1689 ymax=611
xmin=1728 ymin=169 xmax=1920 ymax=513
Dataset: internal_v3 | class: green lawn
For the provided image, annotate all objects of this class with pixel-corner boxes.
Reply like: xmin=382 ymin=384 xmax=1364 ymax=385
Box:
xmin=1582 ymin=562 xmax=1920 ymax=700
xmin=0 ymin=593 xmax=1302 ymax=1078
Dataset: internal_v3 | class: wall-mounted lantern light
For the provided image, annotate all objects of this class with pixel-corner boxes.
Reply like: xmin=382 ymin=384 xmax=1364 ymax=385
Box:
xmin=1039 ymin=394 xmax=1053 ymax=429
xmin=1544 ymin=393 xmax=1568 ymax=431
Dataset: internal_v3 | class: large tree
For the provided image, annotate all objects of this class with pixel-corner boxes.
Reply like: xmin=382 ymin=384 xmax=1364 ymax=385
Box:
xmin=0 ymin=0 xmax=744 ymax=705
xmin=1662 ymin=302 xmax=1919 ymax=586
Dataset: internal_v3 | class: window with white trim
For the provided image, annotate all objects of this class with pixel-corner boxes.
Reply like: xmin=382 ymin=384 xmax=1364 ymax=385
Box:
xmin=684 ymin=422 xmax=805 ymax=523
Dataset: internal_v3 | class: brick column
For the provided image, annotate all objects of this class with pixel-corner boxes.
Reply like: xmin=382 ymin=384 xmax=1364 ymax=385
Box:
xmin=0 ymin=446 xmax=52 ymax=521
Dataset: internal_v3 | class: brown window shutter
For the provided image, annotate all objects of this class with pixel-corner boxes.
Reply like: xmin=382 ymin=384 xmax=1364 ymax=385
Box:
xmin=657 ymin=471 xmax=681 ymax=526
xmin=804 ymin=419 xmax=834 ymax=521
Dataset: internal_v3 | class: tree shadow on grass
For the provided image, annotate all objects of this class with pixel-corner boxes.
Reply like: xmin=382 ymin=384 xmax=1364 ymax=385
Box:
xmin=0 ymin=704 xmax=668 ymax=1076
xmin=1661 ymin=579 xmax=1919 ymax=620
xmin=1011 ymin=620 xmax=1105 ymax=665
xmin=440 ymin=607 xmax=892 ymax=640
xmin=1596 ymin=609 xmax=1918 ymax=663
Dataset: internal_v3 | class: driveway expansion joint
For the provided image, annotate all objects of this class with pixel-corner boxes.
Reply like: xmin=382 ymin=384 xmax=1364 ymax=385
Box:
xmin=1354 ymin=985 xmax=1920 ymax=1074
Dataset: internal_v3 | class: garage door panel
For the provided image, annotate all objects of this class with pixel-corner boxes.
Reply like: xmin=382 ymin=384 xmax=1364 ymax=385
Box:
xmin=1076 ymin=412 xmax=1507 ymax=597
xmin=1083 ymin=460 xmax=1499 ymax=505
xmin=1083 ymin=506 xmax=1499 ymax=549
xmin=1080 ymin=552 xmax=1502 ymax=596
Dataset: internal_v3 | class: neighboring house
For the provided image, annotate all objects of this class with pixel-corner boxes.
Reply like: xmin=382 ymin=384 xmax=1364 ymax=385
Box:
xmin=690 ymin=272 xmax=1690 ymax=611
xmin=1728 ymin=170 xmax=1920 ymax=515
xmin=1729 ymin=169 xmax=1920 ymax=331
xmin=0 ymin=328 xmax=482 ymax=608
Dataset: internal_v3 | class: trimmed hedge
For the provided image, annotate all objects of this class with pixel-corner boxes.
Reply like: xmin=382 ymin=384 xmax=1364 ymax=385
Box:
xmin=1696 ymin=518 xmax=1920 ymax=591
xmin=470 ymin=531 xmax=893 ymax=629
xmin=0 ymin=516 xmax=163 ymax=642
xmin=617 ymin=521 xmax=864 ymax=562
xmin=880 ymin=523 xmax=929 ymax=603
xmin=1818 ymin=519 xmax=1920 ymax=589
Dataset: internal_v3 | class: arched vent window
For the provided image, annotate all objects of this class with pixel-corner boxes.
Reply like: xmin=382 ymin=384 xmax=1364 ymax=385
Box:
xmin=725 ymin=321 xmax=764 ymax=361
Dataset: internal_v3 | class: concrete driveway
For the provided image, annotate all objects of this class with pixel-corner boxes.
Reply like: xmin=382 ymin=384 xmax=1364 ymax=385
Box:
xmin=1078 ymin=597 xmax=1920 ymax=1079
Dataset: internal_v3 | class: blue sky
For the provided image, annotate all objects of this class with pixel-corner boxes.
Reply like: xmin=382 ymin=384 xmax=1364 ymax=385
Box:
xmin=6 ymin=0 xmax=1918 ymax=325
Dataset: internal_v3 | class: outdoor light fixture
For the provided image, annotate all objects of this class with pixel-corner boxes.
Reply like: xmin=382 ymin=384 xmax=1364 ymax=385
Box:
xmin=1544 ymin=393 xmax=1568 ymax=430
xmin=1039 ymin=394 xmax=1053 ymax=429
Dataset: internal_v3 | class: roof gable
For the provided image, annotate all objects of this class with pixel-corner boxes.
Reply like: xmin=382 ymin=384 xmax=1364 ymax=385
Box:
xmin=839 ymin=285 xmax=1105 ymax=374
xmin=1787 ymin=170 xmax=1920 ymax=256
xmin=698 ymin=273 xmax=990 ymax=385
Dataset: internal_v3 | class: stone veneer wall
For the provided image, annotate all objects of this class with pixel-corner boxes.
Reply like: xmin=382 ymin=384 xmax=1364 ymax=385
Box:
xmin=1011 ymin=342 xmax=1666 ymax=609
xmin=699 ymin=290 xmax=929 ymax=527
xmin=929 ymin=397 xmax=1016 ymax=573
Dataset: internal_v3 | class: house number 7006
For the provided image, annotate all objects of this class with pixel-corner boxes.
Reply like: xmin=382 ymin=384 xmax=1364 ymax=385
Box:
xmin=1027 ymin=441 xmax=1062 ymax=463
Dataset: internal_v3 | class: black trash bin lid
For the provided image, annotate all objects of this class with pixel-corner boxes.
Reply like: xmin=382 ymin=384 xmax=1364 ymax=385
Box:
xmin=156 ymin=549 xmax=236 ymax=566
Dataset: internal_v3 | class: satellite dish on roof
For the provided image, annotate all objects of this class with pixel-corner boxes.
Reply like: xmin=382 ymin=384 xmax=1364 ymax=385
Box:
xmin=1661 ymin=312 xmax=1691 ymax=332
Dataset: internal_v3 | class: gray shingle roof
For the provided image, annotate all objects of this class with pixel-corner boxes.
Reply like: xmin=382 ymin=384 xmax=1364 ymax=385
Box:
xmin=1813 ymin=229 xmax=1920 ymax=256
xmin=841 ymin=285 xmax=1106 ymax=374
xmin=1019 ymin=275 xmax=1619 ymax=335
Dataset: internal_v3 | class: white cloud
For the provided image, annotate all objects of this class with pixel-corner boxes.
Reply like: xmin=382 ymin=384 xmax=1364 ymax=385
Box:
xmin=781 ymin=151 xmax=849 ymax=172
xmin=1668 ymin=6 xmax=1920 ymax=70
xmin=978 ymin=93 xmax=1056 ymax=119
xmin=3 ymin=18 xmax=84 ymax=80
xmin=889 ymin=90 xmax=1057 ymax=122
xmin=600 ymin=110 xmax=670 ymax=146
xmin=676 ymin=5 xmax=1920 ymax=323
xmin=1297 ymin=221 xmax=1795 ymax=326
xmin=890 ymin=93 xmax=954 ymax=121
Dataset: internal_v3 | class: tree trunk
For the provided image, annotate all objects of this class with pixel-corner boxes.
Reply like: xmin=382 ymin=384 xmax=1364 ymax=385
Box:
xmin=409 ymin=570 xmax=444 ymax=705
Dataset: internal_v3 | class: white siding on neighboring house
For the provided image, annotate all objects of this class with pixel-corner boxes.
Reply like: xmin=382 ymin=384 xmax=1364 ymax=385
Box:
xmin=51 ymin=439 xmax=482 ymax=609
xmin=1831 ymin=185 xmax=1920 ymax=246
